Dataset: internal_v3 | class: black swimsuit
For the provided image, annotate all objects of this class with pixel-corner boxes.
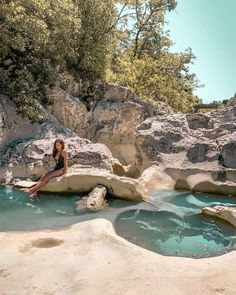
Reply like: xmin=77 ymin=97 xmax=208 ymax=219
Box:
xmin=54 ymin=153 xmax=64 ymax=171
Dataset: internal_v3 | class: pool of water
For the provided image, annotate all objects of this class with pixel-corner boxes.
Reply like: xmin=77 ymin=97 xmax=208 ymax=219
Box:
xmin=1 ymin=187 xmax=236 ymax=258
xmin=115 ymin=191 xmax=236 ymax=258
xmin=0 ymin=187 xmax=149 ymax=231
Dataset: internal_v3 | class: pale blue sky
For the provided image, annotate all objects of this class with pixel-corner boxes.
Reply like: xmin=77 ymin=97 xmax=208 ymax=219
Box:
xmin=166 ymin=0 xmax=236 ymax=103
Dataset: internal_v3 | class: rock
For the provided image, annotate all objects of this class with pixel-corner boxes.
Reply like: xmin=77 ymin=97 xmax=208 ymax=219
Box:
xmin=165 ymin=168 xmax=236 ymax=196
xmin=186 ymin=113 xmax=214 ymax=130
xmin=103 ymin=83 xmax=130 ymax=101
xmin=134 ymin=107 xmax=236 ymax=172
xmin=0 ymin=95 xmax=41 ymax=150
xmin=218 ymin=133 xmax=236 ymax=168
xmin=110 ymin=158 xmax=126 ymax=176
xmin=16 ymin=168 xmax=147 ymax=201
xmin=123 ymin=162 xmax=141 ymax=178
xmin=0 ymin=96 xmax=120 ymax=184
xmin=1 ymin=136 xmax=116 ymax=184
xmin=86 ymin=184 xmax=107 ymax=211
xmin=75 ymin=197 xmax=87 ymax=211
xmin=138 ymin=165 xmax=175 ymax=193
xmin=47 ymin=81 xmax=171 ymax=164
xmin=13 ymin=180 xmax=37 ymax=188
xmin=46 ymin=87 xmax=88 ymax=138
xmin=0 ymin=218 xmax=236 ymax=295
xmin=202 ymin=206 xmax=236 ymax=227
xmin=2 ymin=82 xmax=236 ymax=197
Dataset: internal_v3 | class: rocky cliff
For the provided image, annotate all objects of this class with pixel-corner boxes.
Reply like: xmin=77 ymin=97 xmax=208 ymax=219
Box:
xmin=0 ymin=94 xmax=121 ymax=183
xmin=0 ymin=82 xmax=235 ymax=195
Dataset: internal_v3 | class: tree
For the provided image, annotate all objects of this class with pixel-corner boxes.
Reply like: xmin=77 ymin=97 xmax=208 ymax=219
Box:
xmin=0 ymin=0 xmax=201 ymax=118
xmin=108 ymin=0 xmax=200 ymax=112
xmin=111 ymin=50 xmax=199 ymax=112
xmin=114 ymin=0 xmax=176 ymax=57
xmin=0 ymin=0 xmax=80 ymax=121
xmin=74 ymin=0 xmax=116 ymax=79
xmin=0 ymin=0 xmax=80 ymax=61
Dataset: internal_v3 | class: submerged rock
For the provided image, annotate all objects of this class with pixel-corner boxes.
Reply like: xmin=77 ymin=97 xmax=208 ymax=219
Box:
xmin=202 ymin=206 xmax=236 ymax=227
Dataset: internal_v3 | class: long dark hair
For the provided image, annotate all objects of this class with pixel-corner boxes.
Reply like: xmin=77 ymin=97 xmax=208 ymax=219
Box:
xmin=52 ymin=139 xmax=65 ymax=159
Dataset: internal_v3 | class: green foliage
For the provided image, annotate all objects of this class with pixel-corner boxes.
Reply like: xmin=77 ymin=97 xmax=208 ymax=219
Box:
xmin=0 ymin=0 xmax=117 ymax=120
xmin=0 ymin=0 xmax=80 ymax=121
xmin=0 ymin=0 xmax=80 ymax=61
xmin=0 ymin=58 xmax=52 ymax=121
xmin=115 ymin=0 xmax=177 ymax=58
xmin=75 ymin=0 xmax=116 ymax=79
xmin=110 ymin=51 xmax=199 ymax=112
xmin=110 ymin=0 xmax=200 ymax=112
xmin=0 ymin=0 xmax=201 ymax=119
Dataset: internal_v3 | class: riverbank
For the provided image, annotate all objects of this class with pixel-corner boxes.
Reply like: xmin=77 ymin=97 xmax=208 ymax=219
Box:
xmin=0 ymin=218 xmax=235 ymax=295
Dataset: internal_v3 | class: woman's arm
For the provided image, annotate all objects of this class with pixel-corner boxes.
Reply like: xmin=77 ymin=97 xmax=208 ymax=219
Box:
xmin=62 ymin=150 xmax=68 ymax=174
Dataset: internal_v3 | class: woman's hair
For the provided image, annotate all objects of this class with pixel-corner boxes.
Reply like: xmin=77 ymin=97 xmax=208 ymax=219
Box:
xmin=52 ymin=138 xmax=65 ymax=159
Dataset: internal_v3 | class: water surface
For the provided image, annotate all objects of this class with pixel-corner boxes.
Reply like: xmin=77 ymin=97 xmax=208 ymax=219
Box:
xmin=1 ymin=187 xmax=236 ymax=258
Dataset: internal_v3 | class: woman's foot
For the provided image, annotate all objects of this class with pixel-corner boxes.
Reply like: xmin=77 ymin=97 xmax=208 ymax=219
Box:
xmin=29 ymin=191 xmax=37 ymax=201
xmin=21 ymin=188 xmax=31 ymax=193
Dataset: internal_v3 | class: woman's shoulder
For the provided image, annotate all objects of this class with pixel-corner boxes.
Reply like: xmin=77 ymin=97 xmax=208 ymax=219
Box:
xmin=61 ymin=149 xmax=67 ymax=157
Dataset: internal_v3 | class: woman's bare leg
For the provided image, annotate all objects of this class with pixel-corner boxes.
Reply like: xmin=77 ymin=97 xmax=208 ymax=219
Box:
xmin=29 ymin=168 xmax=64 ymax=199
xmin=22 ymin=172 xmax=52 ymax=193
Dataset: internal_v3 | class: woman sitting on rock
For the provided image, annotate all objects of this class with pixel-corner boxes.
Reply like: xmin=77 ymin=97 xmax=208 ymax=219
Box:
xmin=23 ymin=138 xmax=68 ymax=200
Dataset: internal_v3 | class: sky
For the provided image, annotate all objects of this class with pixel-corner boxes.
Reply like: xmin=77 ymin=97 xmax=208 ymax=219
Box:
xmin=166 ymin=0 xmax=236 ymax=103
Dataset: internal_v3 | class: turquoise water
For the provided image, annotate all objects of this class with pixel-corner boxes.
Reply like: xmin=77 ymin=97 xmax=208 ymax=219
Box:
xmin=0 ymin=187 xmax=144 ymax=231
xmin=1 ymin=187 xmax=236 ymax=258
xmin=115 ymin=191 xmax=236 ymax=258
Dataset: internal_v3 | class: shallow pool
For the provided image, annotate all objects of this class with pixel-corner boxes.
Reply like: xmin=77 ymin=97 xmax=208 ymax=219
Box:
xmin=1 ymin=187 xmax=236 ymax=258
xmin=115 ymin=191 xmax=236 ymax=258
xmin=0 ymin=187 xmax=145 ymax=231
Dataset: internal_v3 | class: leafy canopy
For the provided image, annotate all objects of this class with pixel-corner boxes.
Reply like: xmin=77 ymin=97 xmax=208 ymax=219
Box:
xmin=0 ymin=0 xmax=200 ymax=120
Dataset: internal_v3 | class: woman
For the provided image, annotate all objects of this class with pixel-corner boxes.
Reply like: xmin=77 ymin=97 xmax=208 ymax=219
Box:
xmin=24 ymin=138 xmax=68 ymax=200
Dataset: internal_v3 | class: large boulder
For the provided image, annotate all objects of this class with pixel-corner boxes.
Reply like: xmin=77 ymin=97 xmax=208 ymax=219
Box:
xmin=218 ymin=132 xmax=236 ymax=168
xmin=46 ymin=82 xmax=171 ymax=164
xmin=164 ymin=167 xmax=236 ymax=196
xmin=134 ymin=108 xmax=236 ymax=172
xmin=16 ymin=168 xmax=147 ymax=201
xmin=138 ymin=165 xmax=175 ymax=193
xmin=0 ymin=96 xmax=121 ymax=184
xmin=46 ymin=87 xmax=88 ymax=138
xmin=0 ymin=136 xmax=119 ymax=183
